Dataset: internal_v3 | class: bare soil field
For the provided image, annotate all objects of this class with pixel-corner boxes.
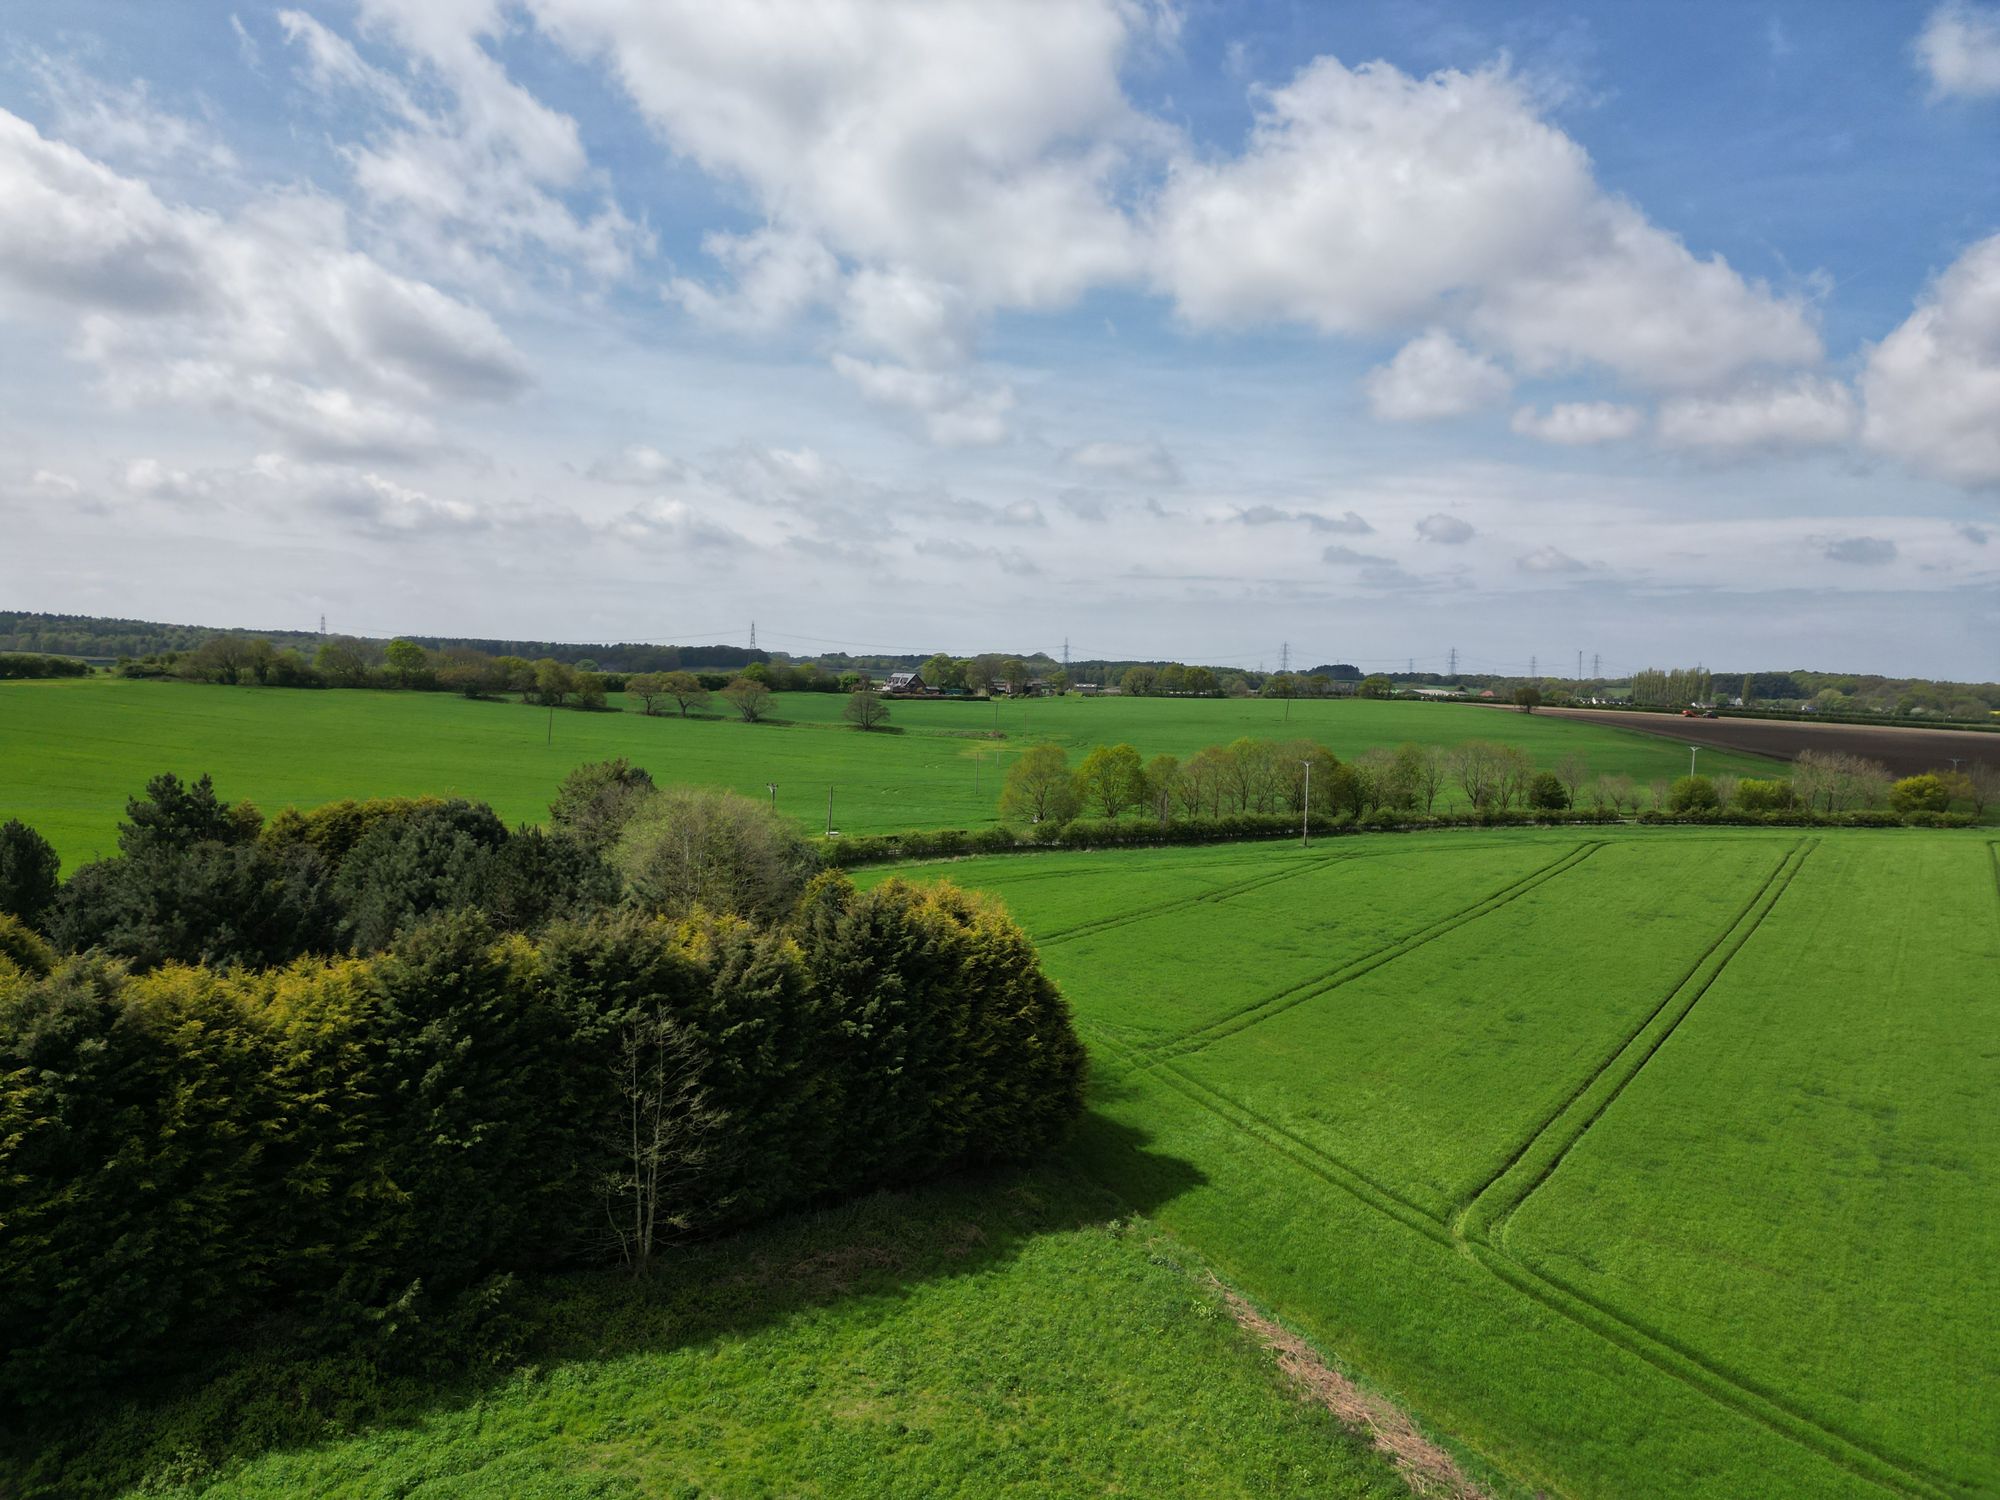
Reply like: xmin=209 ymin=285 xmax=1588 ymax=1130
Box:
xmin=1535 ymin=706 xmax=2000 ymax=777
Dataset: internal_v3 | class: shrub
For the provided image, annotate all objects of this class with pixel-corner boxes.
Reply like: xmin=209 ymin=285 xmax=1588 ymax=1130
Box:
xmin=1666 ymin=774 xmax=1720 ymax=812
xmin=1887 ymin=773 xmax=1951 ymax=814
xmin=549 ymin=757 xmax=656 ymax=855
xmin=1527 ymin=772 xmax=1570 ymax=810
xmin=1734 ymin=778 xmax=1795 ymax=812
xmin=0 ymin=819 xmax=61 ymax=930
xmin=616 ymin=786 xmax=820 ymax=923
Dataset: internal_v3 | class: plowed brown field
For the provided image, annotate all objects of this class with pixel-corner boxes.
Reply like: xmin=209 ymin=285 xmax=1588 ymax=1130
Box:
xmin=1536 ymin=707 xmax=2000 ymax=777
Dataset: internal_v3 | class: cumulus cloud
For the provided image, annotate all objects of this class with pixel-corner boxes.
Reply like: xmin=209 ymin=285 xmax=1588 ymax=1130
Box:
xmin=610 ymin=497 xmax=748 ymax=551
xmin=1365 ymin=329 xmax=1512 ymax=421
xmin=1415 ymin=512 xmax=1476 ymax=544
xmin=1153 ymin=56 xmax=1820 ymax=390
xmin=0 ymin=109 xmax=529 ymax=456
xmin=1821 ymin=535 xmax=1899 ymax=565
xmin=1862 ymin=233 xmax=2000 ymax=486
xmin=1655 ymin=377 xmax=1856 ymax=452
xmin=1916 ymin=2 xmax=2000 ymax=98
xmin=1510 ymin=401 xmax=1644 ymax=445
xmin=1065 ymin=440 xmax=1182 ymax=485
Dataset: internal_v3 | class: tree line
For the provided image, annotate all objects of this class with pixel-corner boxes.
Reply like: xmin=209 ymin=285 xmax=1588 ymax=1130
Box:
xmin=0 ymin=769 xmax=1085 ymax=1413
xmin=0 ymin=653 xmax=92 ymax=680
xmin=993 ymin=737 xmax=1993 ymax=834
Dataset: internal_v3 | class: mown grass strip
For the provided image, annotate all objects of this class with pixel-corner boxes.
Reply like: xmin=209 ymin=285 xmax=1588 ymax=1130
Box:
xmin=1143 ymin=842 xmax=1606 ymax=1060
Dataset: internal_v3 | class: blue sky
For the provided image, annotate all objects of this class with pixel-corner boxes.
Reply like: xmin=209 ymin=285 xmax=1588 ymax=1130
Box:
xmin=2 ymin=1 xmax=1997 ymax=677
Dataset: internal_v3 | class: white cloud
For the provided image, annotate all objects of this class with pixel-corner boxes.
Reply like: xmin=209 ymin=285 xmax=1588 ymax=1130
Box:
xmin=1366 ymin=329 xmax=1513 ymax=421
xmin=26 ymin=52 xmax=239 ymax=175
xmin=0 ymin=109 xmax=528 ymax=456
xmin=1655 ymin=377 xmax=1856 ymax=452
xmin=666 ymin=227 xmax=840 ymax=332
xmin=1415 ymin=512 xmax=1475 ymax=544
xmin=1916 ymin=2 xmax=2000 ymax=99
xmin=279 ymin=6 xmax=646 ymax=284
xmin=1510 ymin=401 xmax=1644 ymax=445
xmin=1066 ymin=440 xmax=1182 ymax=485
xmin=829 ymin=353 xmax=1015 ymax=446
xmin=29 ymin=468 xmax=80 ymax=494
xmin=1862 ymin=233 xmax=2000 ymax=486
xmin=1154 ymin=56 xmax=1820 ymax=390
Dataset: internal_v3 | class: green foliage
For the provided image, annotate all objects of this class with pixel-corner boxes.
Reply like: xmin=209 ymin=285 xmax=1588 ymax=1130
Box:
xmin=1887 ymin=773 xmax=1950 ymax=814
xmin=548 ymin=756 xmax=655 ymax=854
xmin=118 ymin=772 xmax=260 ymax=857
xmin=1527 ymin=770 xmax=1569 ymax=810
xmin=1000 ymin=743 xmax=1082 ymax=826
xmin=616 ymin=786 xmax=819 ymax=923
xmin=0 ymin=819 xmax=61 ymax=930
xmin=330 ymin=799 xmax=509 ymax=952
xmin=1074 ymin=742 xmax=1146 ymax=817
xmin=1733 ymin=777 xmax=1795 ymax=812
xmin=258 ymin=795 xmax=447 ymax=872
xmin=1666 ymin=773 xmax=1720 ymax=812
xmin=0 ymin=858 xmax=1086 ymax=1417
xmin=0 ymin=913 xmax=55 ymax=978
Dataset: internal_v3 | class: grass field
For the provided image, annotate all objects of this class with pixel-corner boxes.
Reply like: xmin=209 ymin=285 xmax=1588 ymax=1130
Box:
xmin=861 ymin=827 xmax=2000 ymax=1498
xmin=0 ymin=676 xmax=1779 ymax=867
xmin=2 ymin=1166 xmax=1423 ymax=1500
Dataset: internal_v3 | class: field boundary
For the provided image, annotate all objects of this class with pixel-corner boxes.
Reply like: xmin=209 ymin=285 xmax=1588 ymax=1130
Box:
xmin=1142 ymin=842 xmax=1605 ymax=1061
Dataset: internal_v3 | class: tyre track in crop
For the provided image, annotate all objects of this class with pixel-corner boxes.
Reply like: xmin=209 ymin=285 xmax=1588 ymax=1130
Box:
xmin=1138 ymin=842 xmax=1604 ymax=1063
xmin=1442 ymin=837 xmax=1971 ymax=1500
xmin=1454 ymin=838 xmax=1813 ymax=1241
xmin=1036 ymin=852 xmax=1344 ymax=947
xmin=1083 ymin=836 xmax=1960 ymax=1499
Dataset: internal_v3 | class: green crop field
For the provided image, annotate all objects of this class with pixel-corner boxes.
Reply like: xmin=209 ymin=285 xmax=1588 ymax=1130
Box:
xmin=0 ymin=676 xmax=1777 ymax=867
xmin=4 ymin=1166 xmax=1421 ymax=1500
xmin=862 ymin=827 xmax=2000 ymax=1499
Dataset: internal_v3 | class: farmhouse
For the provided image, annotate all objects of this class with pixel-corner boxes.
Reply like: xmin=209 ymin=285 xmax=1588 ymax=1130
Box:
xmin=884 ymin=671 xmax=927 ymax=695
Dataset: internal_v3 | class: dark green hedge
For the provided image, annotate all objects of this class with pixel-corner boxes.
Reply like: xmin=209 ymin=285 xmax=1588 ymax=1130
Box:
xmin=0 ymin=877 xmax=1084 ymax=1412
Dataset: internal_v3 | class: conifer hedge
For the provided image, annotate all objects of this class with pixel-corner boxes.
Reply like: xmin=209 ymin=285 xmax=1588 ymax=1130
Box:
xmin=0 ymin=876 xmax=1084 ymax=1411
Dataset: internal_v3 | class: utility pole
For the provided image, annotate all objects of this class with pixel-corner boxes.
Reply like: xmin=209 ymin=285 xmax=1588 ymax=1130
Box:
xmin=1407 ymin=656 xmax=1414 ymax=675
xmin=1530 ymin=654 xmax=1538 ymax=681
xmin=1300 ymin=759 xmax=1312 ymax=847
xmin=826 ymin=784 xmax=834 ymax=836
xmin=1578 ymin=650 xmax=1583 ymax=682
xmin=750 ymin=620 xmax=757 ymax=651
xmin=318 ymin=613 xmax=326 ymax=636
xmin=767 ymin=781 xmax=778 ymax=811
xmin=1280 ymin=641 xmax=1291 ymax=673
xmin=1063 ymin=637 xmax=1070 ymax=673
xmin=1593 ymin=652 xmax=1600 ymax=679
xmin=1448 ymin=646 xmax=1458 ymax=680
xmin=546 ymin=700 xmax=554 ymax=746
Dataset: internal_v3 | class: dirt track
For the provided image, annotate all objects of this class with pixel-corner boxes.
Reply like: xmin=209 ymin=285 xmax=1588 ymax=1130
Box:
xmin=1537 ymin=707 xmax=2000 ymax=778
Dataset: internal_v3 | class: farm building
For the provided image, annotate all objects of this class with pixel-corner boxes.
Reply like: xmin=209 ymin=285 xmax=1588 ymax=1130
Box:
xmin=883 ymin=671 xmax=927 ymax=695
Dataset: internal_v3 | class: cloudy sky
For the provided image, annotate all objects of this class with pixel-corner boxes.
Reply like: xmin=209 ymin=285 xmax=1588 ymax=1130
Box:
xmin=3 ymin=1 xmax=1998 ymax=678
